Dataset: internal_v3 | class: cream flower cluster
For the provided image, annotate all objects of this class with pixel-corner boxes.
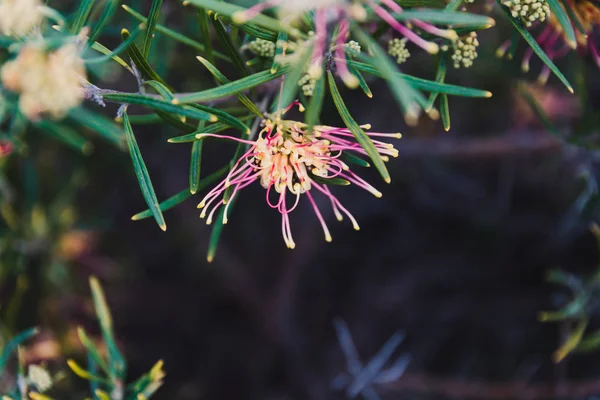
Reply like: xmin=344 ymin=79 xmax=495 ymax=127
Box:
xmin=502 ymin=0 xmax=551 ymax=27
xmin=1 ymin=44 xmax=86 ymax=120
xmin=0 ymin=0 xmax=44 ymax=37
xmin=388 ymin=38 xmax=411 ymax=64
xmin=450 ymin=32 xmax=479 ymax=68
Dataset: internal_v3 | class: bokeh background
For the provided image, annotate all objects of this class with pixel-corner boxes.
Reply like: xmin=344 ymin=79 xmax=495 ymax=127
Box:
xmin=3 ymin=0 xmax=600 ymax=399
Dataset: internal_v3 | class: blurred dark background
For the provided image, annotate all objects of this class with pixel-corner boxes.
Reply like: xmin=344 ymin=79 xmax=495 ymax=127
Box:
xmin=4 ymin=1 xmax=600 ymax=399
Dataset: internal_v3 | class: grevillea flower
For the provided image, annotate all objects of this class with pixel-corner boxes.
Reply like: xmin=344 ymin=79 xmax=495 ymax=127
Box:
xmin=233 ymin=0 xmax=461 ymax=89
xmin=0 ymin=0 xmax=44 ymax=37
xmin=1 ymin=43 xmax=86 ymax=120
xmin=196 ymin=102 xmax=401 ymax=249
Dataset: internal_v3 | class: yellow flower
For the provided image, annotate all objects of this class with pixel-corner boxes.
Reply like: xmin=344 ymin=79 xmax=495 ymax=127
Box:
xmin=1 ymin=43 xmax=86 ymax=120
xmin=0 ymin=0 xmax=44 ymax=37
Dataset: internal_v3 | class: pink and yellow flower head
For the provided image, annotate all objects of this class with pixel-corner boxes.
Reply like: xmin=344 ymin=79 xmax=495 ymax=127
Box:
xmin=196 ymin=102 xmax=401 ymax=249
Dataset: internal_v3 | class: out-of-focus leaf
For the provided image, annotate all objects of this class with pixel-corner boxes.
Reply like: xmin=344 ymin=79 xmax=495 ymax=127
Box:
xmin=389 ymin=9 xmax=495 ymax=28
xmin=68 ymin=108 xmax=125 ymax=148
xmin=67 ymin=359 xmax=110 ymax=384
xmin=440 ymin=94 xmax=450 ymax=131
xmin=70 ymin=0 xmax=95 ymax=34
xmin=546 ymin=0 xmax=577 ymax=49
xmin=347 ymin=59 xmax=492 ymax=98
xmin=36 ymin=120 xmax=93 ymax=154
xmin=89 ymin=0 xmax=119 ymax=42
xmin=0 ymin=328 xmax=38 ymax=375
xmin=554 ymin=318 xmax=589 ymax=362
xmin=425 ymin=56 xmax=447 ymax=112
xmin=77 ymin=327 xmax=110 ymax=377
xmin=328 ymin=71 xmax=389 ymax=183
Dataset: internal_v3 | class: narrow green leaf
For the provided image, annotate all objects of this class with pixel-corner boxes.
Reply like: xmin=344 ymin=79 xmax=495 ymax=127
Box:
xmin=101 ymin=93 xmax=217 ymax=122
xmin=444 ymin=0 xmax=464 ymax=11
xmin=348 ymin=59 xmax=492 ymax=98
xmin=211 ymin=15 xmax=249 ymax=77
xmin=123 ymin=110 xmax=167 ymax=231
xmin=89 ymin=277 xmax=113 ymax=334
xmin=348 ymin=66 xmax=373 ymax=98
xmin=546 ymin=0 xmax=577 ymax=49
xmin=167 ymin=119 xmax=253 ymax=143
xmin=122 ymin=5 xmax=231 ymax=61
xmin=327 ymin=71 xmax=389 ymax=183
xmin=0 ymin=328 xmax=38 ymax=375
xmin=389 ymin=10 xmax=495 ymax=28
xmin=144 ymin=0 xmax=164 ymax=57
xmin=425 ymin=56 xmax=447 ymax=112
xmin=190 ymin=121 xmax=205 ymax=194
xmin=196 ymin=56 xmax=263 ymax=117
xmin=87 ymin=24 xmax=145 ymax=65
xmin=132 ymin=190 xmax=191 ymax=221
xmin=175 ymin=68 xmax=288 ymax=104
xmin=197 ymin=7 xmax=215 ymax=66
xmin=36 ymin=120 xmax=93 ymax=154
xmin=77 ymin=327 xmax=110 ymax=377
xmin=182 ymin=0 xmax=304 ymax=39
xmin=341 ymin=152 xmax=370 ymax=168
xmin=207 ymin=200 xmax=233 ymax=263
xmin=89 ymin=0 xmax=119 ymax=42
xmin=554 ymin=318 xmax=589 ymax=362
xmin=497 ymin=0 xmax=573 ymax=92
xmin=190 ymin=141 xmax=204 ymax=194
xmin=309 ymin=173 xmax=351 ymax=186
xmin=90 ymin=41 xmax=133 ymax=71
xmin=440 ymin=94 xmax=450 ymax=131
xmin=189 ymin=104 xmax=250 ymax=134
xmin=122 ymin=29 xmax=173 ymax=91
xmin=561 ymin=0 xmax=587 ymax=36
xmin=71 ymin=0 xmax=95 ymax=34
xmin=67 ymin=359 xmax=110 ymax=384
xmin=125 ymin=114 xmax=164 ymax=125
